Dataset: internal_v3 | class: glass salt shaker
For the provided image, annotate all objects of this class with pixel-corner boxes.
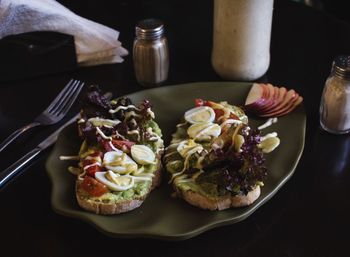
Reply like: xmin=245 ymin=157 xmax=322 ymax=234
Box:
xmin=320 ymin=55 xmax=350 ymax=134
xmin=133 ymin=19 xmax=169 ymax=87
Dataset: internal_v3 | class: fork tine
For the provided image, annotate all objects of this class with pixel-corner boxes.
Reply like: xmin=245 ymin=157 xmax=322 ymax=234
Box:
xmin=48 ymin=80 xmax=79 ymax=113
xmin=49 ymin=80 xmax=80 ymax=114
xmin=50 ymin=80 xmax=83 ymax=115
xmin=56 ymin=81 xmax=84 ymax=116
xmin=45 ymin=79 xmax=76 ymax=113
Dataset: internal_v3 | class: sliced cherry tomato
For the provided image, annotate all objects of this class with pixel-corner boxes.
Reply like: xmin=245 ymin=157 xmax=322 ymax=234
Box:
xmin=100 ymin=139 xmax=135 ymax=152
xmin=82 ymin=158 xmax=101 ymax=177
xmin=112 ymin=139 xmax=135 ymax=151
xmin=82 ymin=151 xmax=103 ymax=177
xmin=81 ymin=176 xmax=109 ymax=197
xmin=213 ymin=109 xmax=225 ymax=120
xmin=82 ymin=159 xmax=93 ymax=167
xmin=196 ymin=99 xmax=241 ymax=122
xmin=85 ymin=164 xmax=101 ymax=177
xmin=195 ymin=99 xmax=223 ymax=109
xmin=90 ymin=151 xmax=103 ymax=158
xmin=101 ymin=140 xmax=114 ymax=152
xmin=229 ymin=113 xmax=240 ymax=120
xmin=195 ymin=98 xmax=207 ymax=107
xmin=205 ymin=100 xmax=216 ymax=107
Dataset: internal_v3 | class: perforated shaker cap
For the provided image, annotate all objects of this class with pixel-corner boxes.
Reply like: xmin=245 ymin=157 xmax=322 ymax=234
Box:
xmin=135 ymin=19 xmax=164 ymax=40
xmin=332 ymin=55 xmax=350 ymax=79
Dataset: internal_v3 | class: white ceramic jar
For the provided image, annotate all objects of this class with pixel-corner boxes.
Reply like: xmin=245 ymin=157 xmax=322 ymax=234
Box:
xmin=212 ymin=0 xmax=274 ymax=81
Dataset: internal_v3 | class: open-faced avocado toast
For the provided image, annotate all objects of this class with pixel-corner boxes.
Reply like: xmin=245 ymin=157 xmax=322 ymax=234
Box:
xmin=62 ymin=86 xmax=164 ymax=215
xmin=164 ymin=99 xmax=280 ymax=210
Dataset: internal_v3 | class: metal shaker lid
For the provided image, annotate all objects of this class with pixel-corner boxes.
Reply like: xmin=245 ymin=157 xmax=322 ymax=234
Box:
xmin=332 ymin=55 xmax=350 ymax=79
xmin=135 ymin=19 xmax=164 ymax=40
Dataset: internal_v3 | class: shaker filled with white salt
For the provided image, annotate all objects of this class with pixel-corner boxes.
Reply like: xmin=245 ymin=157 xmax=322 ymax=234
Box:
xmin=320 ymin=55 xmax=350 ymax=134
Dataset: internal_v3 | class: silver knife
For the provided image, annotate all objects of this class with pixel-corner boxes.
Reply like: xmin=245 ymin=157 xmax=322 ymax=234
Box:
xmin=0 ymin=114 xmax=79 ymax=190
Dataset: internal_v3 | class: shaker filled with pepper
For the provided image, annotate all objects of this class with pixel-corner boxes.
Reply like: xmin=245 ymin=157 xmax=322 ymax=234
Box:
xmin=320 ymin=55 xmax=350 ymax=134
xmin=133 ymin=19 xmax=169 ymax=87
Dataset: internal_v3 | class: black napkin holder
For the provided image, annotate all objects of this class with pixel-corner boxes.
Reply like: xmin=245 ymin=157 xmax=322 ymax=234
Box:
xmin=0 ymin=31 xmax=77 ymax=81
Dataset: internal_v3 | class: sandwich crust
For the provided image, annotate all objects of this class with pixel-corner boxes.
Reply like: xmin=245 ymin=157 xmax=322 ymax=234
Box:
xmin=174 ymin=185 xmax=260 ymax=211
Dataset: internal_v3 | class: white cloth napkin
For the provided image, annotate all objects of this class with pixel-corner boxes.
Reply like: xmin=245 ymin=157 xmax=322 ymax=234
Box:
xmin=0 ymin=0 xmax=128 ymax=66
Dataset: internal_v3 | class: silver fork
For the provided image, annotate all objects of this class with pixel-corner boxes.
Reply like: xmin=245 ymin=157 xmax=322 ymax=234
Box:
xmin=0 ymin=79 xmax=84 ymax=153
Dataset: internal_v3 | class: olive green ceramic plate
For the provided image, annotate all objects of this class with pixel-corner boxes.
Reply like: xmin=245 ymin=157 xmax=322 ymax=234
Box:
xmin=46 ymin=82 xmax=306 ymax=240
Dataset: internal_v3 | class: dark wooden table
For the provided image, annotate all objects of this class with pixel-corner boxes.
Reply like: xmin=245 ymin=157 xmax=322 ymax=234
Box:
xmin=1 ymin=0 xmax=350 ymax=256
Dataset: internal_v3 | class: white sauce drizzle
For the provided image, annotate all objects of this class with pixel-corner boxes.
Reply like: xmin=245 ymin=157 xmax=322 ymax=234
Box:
xmin=164 ymin=151 xmax=178 ymax=158
xmin=127 ymin=130 xmax=140 ymax=135
xmin=173 ymin=174 xmax=191 ymax=184
xmin=83 ymin=162 xmax=101 ymax=171
xmin=220 ymin=118 xmax=242 ymax=128
xmin=85 ymin=155 xmax=101 ymax=161
xmin=108 ymin=141 xmax=120 ymax=152
xmin=109 ymin=105 xmax=140 ymax=114
xmin=96 ymin=127 xmax=112 ymax=140
xmin=127 ymin=130 xmax=140 ymax=141
xmin=217 ymin=108 xmax=231 ymax=122
xmin=258 ymin=118 xmax=278 ymax=130
xmin=147 ymin=108 xmax=155 ymax=119
xmin=147 ymin=127 xmax=161 ymax=141
xmin=124 ymin=111 xmax=143 ymax=121
xmin=88 ymin=117 xmax=121 ymax=127
xmin=171 ymin=145 xmax=203 ymax=181
xmin=78 ymin=170 xmax=86 ymax=180
xmin=176 ymin=122 xmax=188 ymax=127
xmin=59 ymin=155 xmax=79 ymax=160
xmin=116 ymin=131 xmax=127 ymax=140
xmin=194 ymin=123 xmax=219 ymax=139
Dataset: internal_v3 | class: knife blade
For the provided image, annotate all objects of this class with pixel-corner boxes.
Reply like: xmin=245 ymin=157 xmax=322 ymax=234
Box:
xmin=38 ymin=114 xmax=79 ymax=150
xmin=0 ymin=114 xmax=79 ymax=190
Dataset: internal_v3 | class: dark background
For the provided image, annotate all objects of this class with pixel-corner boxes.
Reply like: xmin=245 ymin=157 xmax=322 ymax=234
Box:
xmin=1 ymin=0 xmax=350 ymax=257
xmin=287 ymin=0 xmax=350 ymax=23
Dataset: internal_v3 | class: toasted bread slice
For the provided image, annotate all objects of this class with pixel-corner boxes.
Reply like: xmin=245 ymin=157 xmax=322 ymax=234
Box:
xmin=174 ymin=185 xmax=260 ymax=211
xmin=76 ymin=159 xmax=162 ymax=215
xmin=65 ymin=87 xmax=165 ymax=215
xmin=164 ymin=99 xmax=277 ymax=211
